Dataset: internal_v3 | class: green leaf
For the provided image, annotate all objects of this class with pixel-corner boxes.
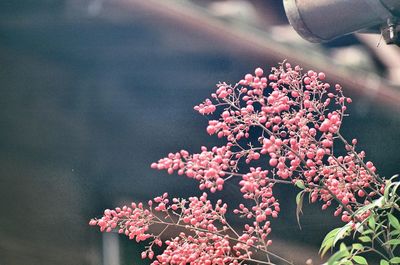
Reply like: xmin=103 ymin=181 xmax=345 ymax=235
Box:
xmin=388 ymin=214 xmax=400 ymax=230
xmin=355 ymin=197 xmax=384 ymax=215
xmin=359 ymin=236 xmax=372 ymax=243
xmin=390 ymin=229 xmax=400 ymax=236
xmin=320 ymin=228 xmax=341 ymax=257
xmin=353 ymin=255 xmax=368 ymax=265
xmin=327 ymin=250 xmax=350 ymax=265
xmin=384 ymin=180 xmax=392 ymax=202
xmin=380 ymin=260 xmax=389 ymax=265
xmin=295 ymin=179 xmax=305 ymax=189
xmin=334 ymin=224 xmax=351 ymax=246
xmin=320 ymin=243 xmax=333 ymax=259
xmin=352 ymin=243 xmax=364 ymax=251
xmin=389 ymin=257 xmax=400 ymax=264
xmin=339 ymin=243 xmax=349 ymax=253
xmin=361 ymin=229 xmax=374 ymax=235
xmin=384 ymin=239 xmax=400 ymax=246
xmin=384 ymin=176 xmax=400 ymax=204
xmin=296 ymin=191 xmax=305 ymax=229
xmin=368 ymin=216 xmax=376 ymax=230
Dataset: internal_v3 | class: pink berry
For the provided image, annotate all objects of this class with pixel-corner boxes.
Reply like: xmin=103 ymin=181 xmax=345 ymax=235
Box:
xmin=255 ymin=67 xmax=264 ymax=77
xmin=318 ymin=72 xmax=326 ymax=80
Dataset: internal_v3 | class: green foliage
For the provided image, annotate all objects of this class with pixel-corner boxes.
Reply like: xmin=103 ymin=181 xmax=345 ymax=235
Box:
xmin=380 ymin=260 xmax=389 ymax=265
xmin=320 ymin=228 xmax=342 ymax=257
xmin=295 ymin=190 xmax=305 ymax=229
xmin=320 ymin=176 xmax=400 ymax=265
xmin=389 ymin=257 xmax=400 ymax=264
xmin=295 ymin=180 xmax=305 ymax=189
xmin=388 ymin=214 xmax=400 ymax=230
xmin=352 ymin=255 xmax=368 ymax=265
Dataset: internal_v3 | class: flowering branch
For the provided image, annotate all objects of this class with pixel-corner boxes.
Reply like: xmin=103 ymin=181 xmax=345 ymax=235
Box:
xmin=90 ymin=192 xmax=293 ymax=265
xmin=91 ymin=62 xmax=399 ymax=264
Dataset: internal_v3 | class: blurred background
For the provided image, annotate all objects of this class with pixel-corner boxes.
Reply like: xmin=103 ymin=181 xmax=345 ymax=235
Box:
xmin=0 ymin=1 xmax=399 ymax=265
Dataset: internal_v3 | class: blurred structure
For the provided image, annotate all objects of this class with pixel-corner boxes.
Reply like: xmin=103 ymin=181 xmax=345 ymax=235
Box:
xmin=283 ymin=0 xmax=400 ymax=46
xmin=0 ymin=1 xmax=399 ymax=265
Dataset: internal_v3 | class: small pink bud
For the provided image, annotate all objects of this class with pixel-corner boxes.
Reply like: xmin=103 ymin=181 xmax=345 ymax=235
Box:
xmin=341 ymin=215 xmax=351 ymax=222
xmin=245 ymin=74 xmax=253 ymax=82
xmin=269 ymin=158 xmax=278 ymax=167
xmin=254 ymin=67 xmax=264 ymax=77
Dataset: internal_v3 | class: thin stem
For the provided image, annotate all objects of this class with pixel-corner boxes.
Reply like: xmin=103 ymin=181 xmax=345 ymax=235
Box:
xmin=245 ymin=257 xmax=282 ymax=265
xmin=220 ymin=81 xmax=391 ymax=259
xmin=220 ymin=213 xmax=240 ymax=238
xmin=253 ymin=118 xmax=393 ymax=258
xmin=147 ymin=219 xmax=294 ymax=265
xmin=336 ymin=132 xmax=384 ymax=184
xmin=309 ymin=98 xmax=384 ymax=185
xmin=222 ymin=171 xmax=324 ymax=190
xmin=364 ymin=246 xmax=389 ymax=260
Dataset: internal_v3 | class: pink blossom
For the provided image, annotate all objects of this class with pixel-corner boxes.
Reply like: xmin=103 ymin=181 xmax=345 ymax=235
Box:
xmin=92 ymin=62 xmax=385 ymax=264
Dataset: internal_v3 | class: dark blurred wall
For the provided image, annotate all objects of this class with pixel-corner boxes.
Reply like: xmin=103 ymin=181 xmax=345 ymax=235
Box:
xmin=0 ymin=1 xmax=399 ymax=265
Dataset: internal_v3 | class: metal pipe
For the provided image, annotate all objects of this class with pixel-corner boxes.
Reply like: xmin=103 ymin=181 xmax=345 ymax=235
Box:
xmin=283 ymin=0 xmax=398 ymax=43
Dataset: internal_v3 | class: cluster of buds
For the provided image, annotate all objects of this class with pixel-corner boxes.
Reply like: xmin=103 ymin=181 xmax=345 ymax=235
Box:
xmin=92 ymin=62 xmax=384 ymax=264
xmin=151 ymin=146 xmax=234 ymax=193
xmin=90 ymin=192 xmax=261 ymax=264
xmin=154 ymin=62 xmax=382 ymax=222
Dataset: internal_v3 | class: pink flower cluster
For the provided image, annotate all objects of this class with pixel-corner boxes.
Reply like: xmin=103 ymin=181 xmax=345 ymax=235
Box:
xmin=177 ymin=193 xmax=228 ymax=229
xmin=154 ymin=233 xmax=243 ymax=265
xmin=153 ymin=62 xmax=382 ymax=223
xmin=92 ymin=62 xmax=385 ymax=264
xmin=90 ymin=193 xmax=255 ymax=264
xmin=151 ymin=146 xmax=235 ymax=193
xmin=89 ymin=200 xmax=154 ymax=242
